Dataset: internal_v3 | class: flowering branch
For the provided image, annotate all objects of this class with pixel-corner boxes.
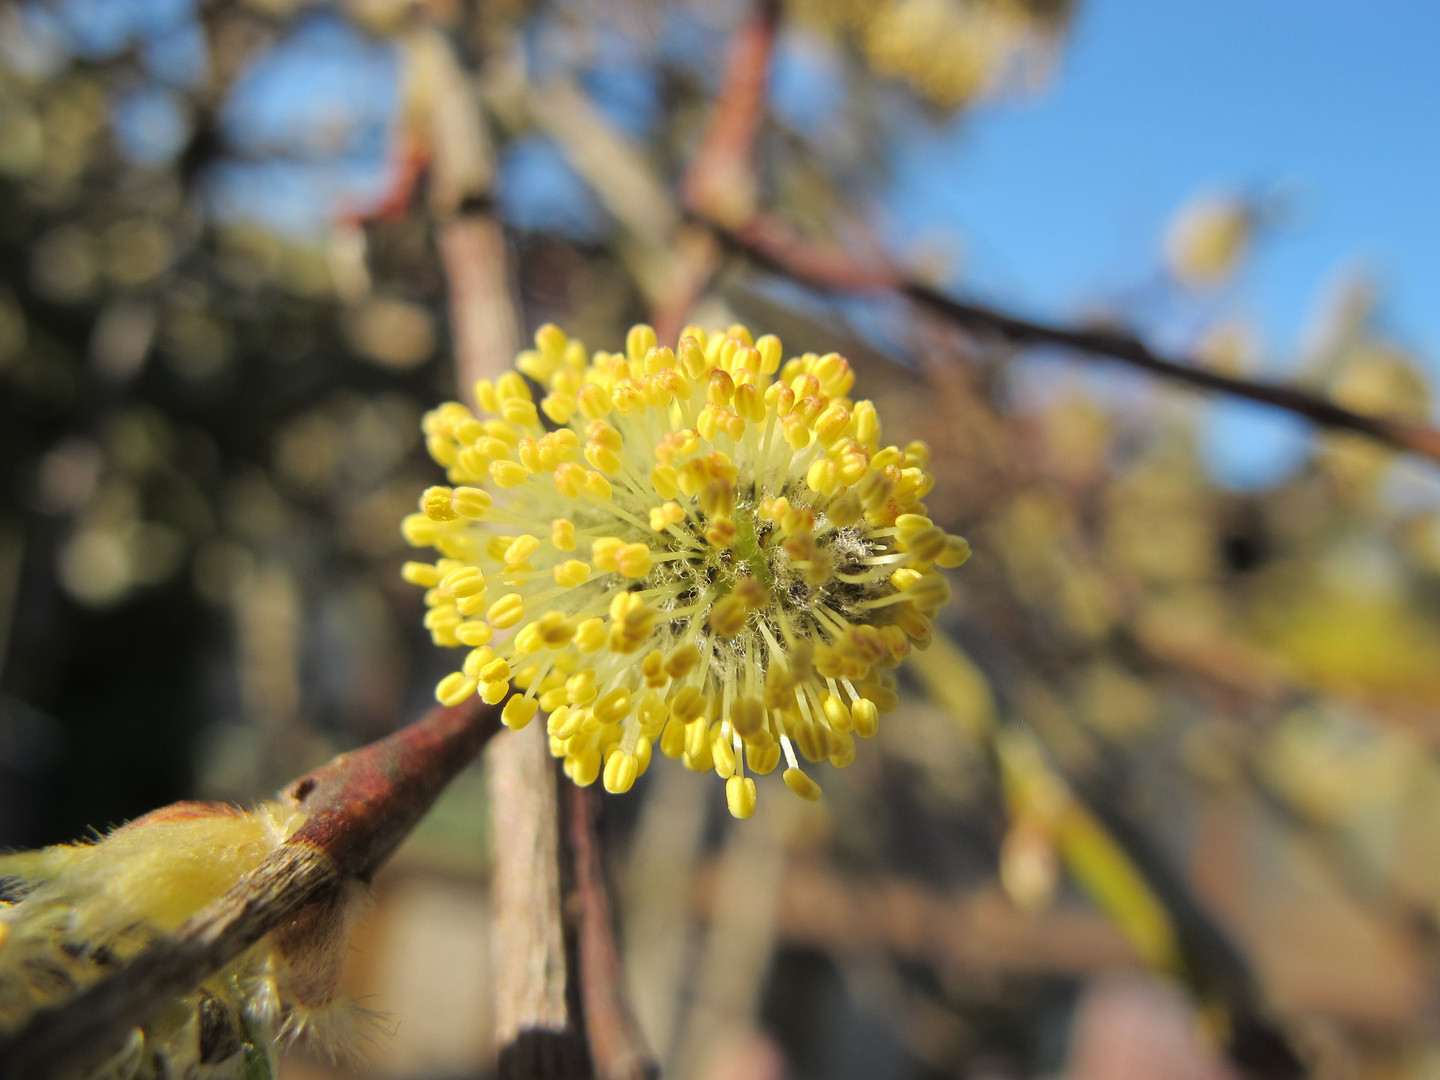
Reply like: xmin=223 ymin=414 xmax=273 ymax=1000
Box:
xmin=0 ymin=698 xmax=502 ymax=1080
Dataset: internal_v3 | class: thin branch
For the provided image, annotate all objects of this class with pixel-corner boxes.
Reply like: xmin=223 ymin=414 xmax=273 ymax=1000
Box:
xmin=707 ymin=216 xmax=1440 ymax=467
xmin=0 ymin=698 xmax=503 ymax=1080
xmin=569 ymin=784 xmax=657 ymax=1080
xmin=680 ymin=0 xmax=781 ymax=226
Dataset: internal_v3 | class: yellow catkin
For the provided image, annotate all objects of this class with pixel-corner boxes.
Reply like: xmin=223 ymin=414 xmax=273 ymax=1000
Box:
xmin=402 ymin=322 xmax=969 ymax=817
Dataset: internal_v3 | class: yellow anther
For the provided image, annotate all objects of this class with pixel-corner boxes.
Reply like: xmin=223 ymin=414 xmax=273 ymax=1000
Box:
xmin=671 ymin=685 xmax=706 ymax=723
xmin=577 ymin=382 xmax=613 ymax=419
xmin=650 ymin=464 xmax=680 ymax=500
xmin=484 ymin=420 xmax=521 ymax=445
xmin=792 ymin=719 xmax=829 ymax=762
xmin=550 ymin=518 xmax=577 ymax=551
xmin=541 ymin=392 xmax=578 ymax=424
xmin=604 ymin=751 xmax=639 ymax=794
xmin=442 ymin=566 xmax=486 ymax=599
xmin=615 ymin=542 xmax=652 ymax=579
xmin=780 ymin=506 xmax=815 ymax=537
xmin=501 ymin=399 xmax=539 ymax=428
xmin=903 ymin=440 xmax=931 ymax=467
xmin=852 ymin=400 xmax=880 ymax=448
xmin=486 ymin=593 xmax=525 ymax=629
xmin=747 ymin=740 xmax=781 ymax=775
xmin=422 ymin=486 xmax=459 ymax=521
xmin=662 ymin=645 xmax=700 ymax=682
xmin=731 ymin=697 xmax=765 ymax=737
xmin=683 ymin=716 xmax=709 ymax=760
xmin=548 ymin=705 xmax=579 ymax=738
xmin=462 ymin=646 xmax=497 ymax=678
xmin=536 ymin=322 xmax=567 ymax=357
xmin=584 ymin=471 xmax=613 ymax=501
xmin=649 ymin=501 xmax=686 ymax=531
xmin=783 ymin=767 xmax=822 ymax=801
xmin=592 ymin=537 xmax=623 ymax=572
xmin=495 ymin=371 xmax=530 ymax=402
xmin=828 ymin=728 xmax=856 ymax=768
xmin=712 ymin=729 xmax=737 ymax=778
xmin=456 ymin=621 xmax=493 ymax=647
xmin=453 ymin=417 xmax=485 ymax=444
xmin=516 ymin=438 xmax=544 ymax=473
xmin=699 ymin=478 xmax=736 ymax=518
xmin=734 ymin=382 xmax=765 ymax=423
xmin=707 ymin=369 xmax=735 ymax=407
xmin=449 ymin=486 xmax=491 ymax=519
xmin=827 ymin=489 xmax=863 ymax=527
xmin=477 ymin=657 xmax=509 ymax=684
xmin=705 ymin=516 xmax=737 ymax=550
xmin=490 ymin=460 xmax=528 ymax=488
xmin=937 ymin=535 xmax=972 ymax=568
xmin=570 ymin=748 xmax=602 ymax=786
xmin=401 ymin=513 xmax=439 ymax=547
xmin=502 ymin=696 xmax=539 ymax=731
xmin=764 ymin=382 xmax=795 ymax=417
xmin=582 ymin=419 xmax=620 ymax=450
xmin=726 ymin=775 xmax=758 ymax=819
xmin=852 ymin=698 xmax=879 ymax=738
xmin=474 ymin=379 xmax=500 ymax=413
xmin=484 ymin=536 xmax=514 ymax=562
xmin=436 ymin=672 xmax=477 ymax=706
xmin=554 ymin=462 xmax=586 ymax=498
xmin=813 ymin=403 xmax=850 ymax=445
xmin=644 ymin=344 xmax=675 ymax=375
xmin=707 ymin=594 xmax=747 ymax=637
xmin=553 ymin=560 xmax=591 ymax=587
xmin=678 ymin=337 xmax=708 ymax=378
xmin=806 ymin=457 xmax=840 ymax=495
xmin=607 ymin=592 xmax=656 ymax=653
xmin=504 ymin=535 xmax=541 ymax=568
xmin=534 ymin=610 xmax=575 ymax=647
xmin=566 ymin=669 xmax=598 ymax=706
xmin=575 ymin=617 xmax=606 ymax=652
xmin=479 ymin=679 xmax=509 ymax=705
xmin=891 ymin=568 xmax=924 ymax=591
xmin=401 ymin=561 xmax=441 ymax=587
xmin=781 ymin=413 xmax=811 ymax=450
xmin=733 ymin=577 xmax=769 ymax=610
xmin=626 ymin=323 xmax=657 ymax=363
xmin=474 ymin=436 xmax=509 ymax=460
xmin=585 ymin=441 xmax=623 ymax=475
xmin=903 ymin=526 xmax=948 ymax=567
xmin=857 ymin=470 xmax=894 ymax=512
xmin=822 ymin=694 xmax=853 ymax=732
xmin=639 ymin=691 xmax=668 ymax=735
xmin=653 ymin=715 xmax=683 ymax=758
xmin=594 ymin=688 xmax=633 ymax=725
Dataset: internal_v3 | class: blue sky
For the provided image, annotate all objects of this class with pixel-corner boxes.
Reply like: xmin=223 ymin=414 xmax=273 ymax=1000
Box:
xmin=885 ymin=0 xmax=1439 ymax=372
xmin=880 ymin=0 xmax=1439 ymax=488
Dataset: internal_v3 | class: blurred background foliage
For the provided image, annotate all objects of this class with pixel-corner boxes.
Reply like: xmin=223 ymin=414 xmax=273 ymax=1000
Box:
xmin=0 ymin=1 xmax=1437 ymax=1079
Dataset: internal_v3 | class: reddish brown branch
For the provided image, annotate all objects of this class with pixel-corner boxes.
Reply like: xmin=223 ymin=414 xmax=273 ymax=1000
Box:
xmin=569 ymin=785 xmax=657 ymax=1080
xmin=0 ymin=698 xmax=503 ymax=1080
xmin=680 ymin=0 xmax=781 ymax=225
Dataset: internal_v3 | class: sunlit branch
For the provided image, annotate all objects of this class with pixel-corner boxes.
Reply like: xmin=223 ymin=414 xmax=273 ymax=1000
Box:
xmin=0 ymin=698 xmax=502 ymax=1080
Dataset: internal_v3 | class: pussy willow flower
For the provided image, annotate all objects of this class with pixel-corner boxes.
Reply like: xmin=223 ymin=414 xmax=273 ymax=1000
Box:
xmin=403 ymin=323 xmax=969 ymax=818
xmin=0 ymin=801 xmax=377 ymax=1077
